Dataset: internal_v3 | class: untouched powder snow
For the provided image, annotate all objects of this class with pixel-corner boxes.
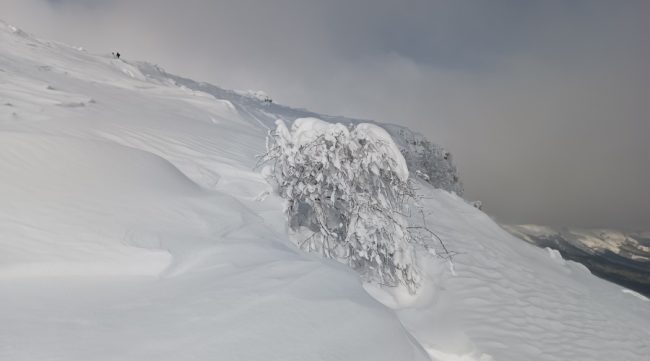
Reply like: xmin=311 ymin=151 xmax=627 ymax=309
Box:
xmin=1 ymin=21 xmax=648 ymax=361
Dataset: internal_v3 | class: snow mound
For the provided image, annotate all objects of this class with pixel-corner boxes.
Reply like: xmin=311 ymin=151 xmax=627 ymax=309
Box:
xmin=0 ymin=132 xmax=200 ymax=195
xmin=0 ymin=132 xmax=203 ymax=277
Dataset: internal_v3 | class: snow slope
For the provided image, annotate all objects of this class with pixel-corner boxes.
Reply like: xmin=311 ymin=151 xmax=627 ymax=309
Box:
xmin=1 ymin=21 xmax=648 ymax=361
xmin=503 ymin=224 xmax=650 ymax=297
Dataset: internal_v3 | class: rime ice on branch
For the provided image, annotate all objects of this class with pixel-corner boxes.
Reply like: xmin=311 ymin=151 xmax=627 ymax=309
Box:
xmin=261 ymin=118 xmax=424 ymax=292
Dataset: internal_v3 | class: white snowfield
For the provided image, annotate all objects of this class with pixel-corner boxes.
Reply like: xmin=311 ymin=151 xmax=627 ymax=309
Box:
xmin=0 ymin=21 xmax=648 ymax=361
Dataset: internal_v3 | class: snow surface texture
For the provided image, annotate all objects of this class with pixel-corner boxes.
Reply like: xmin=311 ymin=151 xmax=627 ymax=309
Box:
xmin=1 ymin=21 xmax=648 ymax=361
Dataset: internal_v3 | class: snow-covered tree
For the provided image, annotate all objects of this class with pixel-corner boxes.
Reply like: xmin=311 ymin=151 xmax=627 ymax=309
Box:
xmin=261 ymin=118 xmax=422 ymax=292
xmin=387 ymin=126 xmax=464 ymax=195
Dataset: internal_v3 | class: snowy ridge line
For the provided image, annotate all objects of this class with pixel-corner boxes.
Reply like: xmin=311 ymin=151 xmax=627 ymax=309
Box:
xmin=135 ymin=61 xmax=464 ymax=195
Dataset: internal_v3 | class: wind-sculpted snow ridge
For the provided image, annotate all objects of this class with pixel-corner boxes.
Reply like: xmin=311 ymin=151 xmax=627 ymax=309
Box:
xmin=1 ymin=20 xmax=649 ymax=361
xmin=136 ymin=62 xmax=463 ymax=195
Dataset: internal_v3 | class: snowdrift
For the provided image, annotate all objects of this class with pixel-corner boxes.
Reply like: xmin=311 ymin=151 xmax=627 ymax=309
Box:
xmin=1 ymin=20 xmax=648 ymax=361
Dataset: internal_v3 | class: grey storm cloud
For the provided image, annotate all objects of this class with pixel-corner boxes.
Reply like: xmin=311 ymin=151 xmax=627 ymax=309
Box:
xmin=2 ymin=0 xmax=649 ymax=229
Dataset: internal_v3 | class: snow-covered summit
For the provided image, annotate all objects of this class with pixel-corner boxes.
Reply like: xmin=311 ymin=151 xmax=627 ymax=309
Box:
xmin=1 ymin=21 xmax=648 ymax=361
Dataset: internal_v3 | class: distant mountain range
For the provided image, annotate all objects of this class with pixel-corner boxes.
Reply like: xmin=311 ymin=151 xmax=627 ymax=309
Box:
xmin=504 ymin=225 xmax=650 ymax=297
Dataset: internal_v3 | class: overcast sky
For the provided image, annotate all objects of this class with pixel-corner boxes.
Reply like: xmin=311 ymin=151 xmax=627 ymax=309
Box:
xmin=2 ymin=0 xmax=648 ymax=230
